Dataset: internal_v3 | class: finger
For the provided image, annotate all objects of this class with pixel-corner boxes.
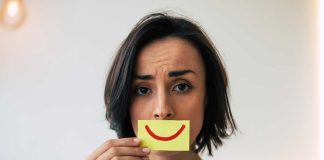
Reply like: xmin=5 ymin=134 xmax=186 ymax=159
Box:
xmin=86 ymin=138 xmax=141 ymax=160
xmin=97 ymin=147 xmax=150 ymax=160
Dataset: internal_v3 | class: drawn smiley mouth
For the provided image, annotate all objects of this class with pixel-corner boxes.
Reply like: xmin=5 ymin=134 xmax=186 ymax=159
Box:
xmin=145 ymin=124 xmax=186 ymax=141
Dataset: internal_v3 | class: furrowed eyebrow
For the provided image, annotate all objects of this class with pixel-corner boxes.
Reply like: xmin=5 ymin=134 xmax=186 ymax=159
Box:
xmin=133 ymin=69 xmax=195 ymax=80
xmin=168 ymin=69 xmax=195 ymax=77
xmin=133 ymin=75 xmax=153 ymax=80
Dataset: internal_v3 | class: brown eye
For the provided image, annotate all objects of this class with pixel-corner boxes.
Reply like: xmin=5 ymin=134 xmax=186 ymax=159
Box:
xmin=136 ymin=87 xmax=150 ymax=95
xmin=173 ymin=83 xmax=192 ymax=93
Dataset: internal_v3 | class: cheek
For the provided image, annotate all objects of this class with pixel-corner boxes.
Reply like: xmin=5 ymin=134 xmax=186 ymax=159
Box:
xmin=130 ymin=99 xmax=151 ymax=136
xmin=185 ymin=103 xmax=204 ymax=145
xmin=173 ymin=92 xmax=205 ymax=144
xmin=189 ymin=109 xmax=204 ymax=145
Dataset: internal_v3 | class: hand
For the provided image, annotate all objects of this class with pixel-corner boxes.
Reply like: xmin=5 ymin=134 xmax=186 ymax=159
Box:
xmin=86 ymin=137 xmax=150 ymax=160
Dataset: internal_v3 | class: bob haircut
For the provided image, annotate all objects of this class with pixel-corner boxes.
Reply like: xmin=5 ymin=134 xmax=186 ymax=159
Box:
xmin=104 ymin=12 xmax=237 ymax=155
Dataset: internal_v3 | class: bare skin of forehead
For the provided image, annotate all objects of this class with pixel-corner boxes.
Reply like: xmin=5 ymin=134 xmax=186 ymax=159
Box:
xmin=135 ymin=37 xmax=204 ymax=75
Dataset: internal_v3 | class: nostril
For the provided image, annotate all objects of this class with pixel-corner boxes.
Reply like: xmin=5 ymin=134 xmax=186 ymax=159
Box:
xmin=154 ymin=113 xmax=172 ymax=119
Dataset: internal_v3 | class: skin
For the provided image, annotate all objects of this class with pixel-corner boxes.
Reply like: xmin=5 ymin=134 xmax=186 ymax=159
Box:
xmin=87 ymin=37 xmax=206 ymax=160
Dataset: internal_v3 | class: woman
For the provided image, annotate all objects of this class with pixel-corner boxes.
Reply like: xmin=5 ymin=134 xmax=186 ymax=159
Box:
xmin=87 ymin=12 xmax=237 ymax=160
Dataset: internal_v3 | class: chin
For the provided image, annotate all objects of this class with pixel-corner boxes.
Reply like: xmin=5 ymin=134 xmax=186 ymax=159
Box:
xmin=150 ymin=150 xmax=186 ymax=157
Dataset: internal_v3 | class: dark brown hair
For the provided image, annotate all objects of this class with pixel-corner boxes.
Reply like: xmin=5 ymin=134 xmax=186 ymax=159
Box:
xmin=104 ymin=12 xmax=237 ymax=156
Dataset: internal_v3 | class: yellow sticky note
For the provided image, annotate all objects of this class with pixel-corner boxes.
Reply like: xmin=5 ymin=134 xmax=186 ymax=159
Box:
xmin=138 ymin=120 xmax=190 ymax=151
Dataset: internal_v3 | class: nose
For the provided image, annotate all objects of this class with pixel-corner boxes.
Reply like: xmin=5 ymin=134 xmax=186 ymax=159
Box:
xmin=152 ymin=90 xmax=175 ymax=120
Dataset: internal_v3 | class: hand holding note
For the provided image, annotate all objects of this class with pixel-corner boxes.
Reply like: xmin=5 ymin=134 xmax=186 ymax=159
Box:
xmin=86 ymin=138 xmax=150 ymax=160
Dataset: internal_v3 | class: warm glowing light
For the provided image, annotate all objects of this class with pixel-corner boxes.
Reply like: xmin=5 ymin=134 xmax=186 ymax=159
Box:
xmin=0 ymin=0 xmax=26 ymax=29
xmin=7 ymin=1 xmax=19 ymax=17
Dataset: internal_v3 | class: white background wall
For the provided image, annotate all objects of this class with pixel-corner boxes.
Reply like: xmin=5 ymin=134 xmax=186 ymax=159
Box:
xmin=0 ymin=0 xmax=319 ymax=159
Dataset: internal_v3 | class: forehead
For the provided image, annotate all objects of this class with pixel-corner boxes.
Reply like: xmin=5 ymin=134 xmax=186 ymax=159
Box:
xmin=135 ymin=37 xmax=204 ymax=73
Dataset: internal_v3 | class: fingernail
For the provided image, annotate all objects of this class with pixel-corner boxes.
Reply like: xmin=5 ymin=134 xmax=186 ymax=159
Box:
xmin=142 ymin=157 xmax=149 ymax=160
xmin=142 ymin=148 xmax=150 ymax=154
xmin=134 ymin=138 xmax=140 ymax=143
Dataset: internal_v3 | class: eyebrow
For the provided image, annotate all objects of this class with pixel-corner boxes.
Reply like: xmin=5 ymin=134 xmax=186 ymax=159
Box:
xmin=168 ymin=69 xmax=195 ymax=77
xmin=134 ymin=69 xmax=195 ymax=80
xmin=133 ymin=74 xmax=153 ymax=80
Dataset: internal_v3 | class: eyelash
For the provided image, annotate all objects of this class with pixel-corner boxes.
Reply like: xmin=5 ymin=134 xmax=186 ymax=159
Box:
xmin=134 ymin=82 xmax=193 ymax=96
xmin=135 ymin=87 xmax=151 ymax=96
xmin=172 ymin=83 xmax=192 ymax=93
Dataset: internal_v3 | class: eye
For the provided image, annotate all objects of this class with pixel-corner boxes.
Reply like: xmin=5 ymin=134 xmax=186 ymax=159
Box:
xmin=135 ymin=87 xmax=151 ymax=95
xmin=173 ymin=83 xmax=192 ymax=93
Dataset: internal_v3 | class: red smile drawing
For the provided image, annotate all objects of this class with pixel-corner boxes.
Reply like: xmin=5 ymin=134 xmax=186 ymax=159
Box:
xmin=145 ymin=124 xmax=186 ymax=141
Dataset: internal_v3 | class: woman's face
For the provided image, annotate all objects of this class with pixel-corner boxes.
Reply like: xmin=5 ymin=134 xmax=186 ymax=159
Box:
xmin=130 ymin=37 xmax=206 ymax=153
